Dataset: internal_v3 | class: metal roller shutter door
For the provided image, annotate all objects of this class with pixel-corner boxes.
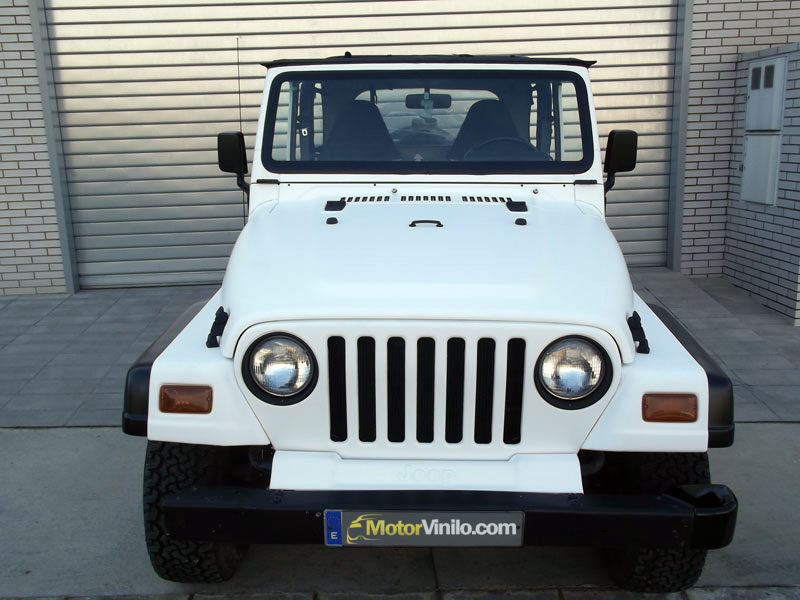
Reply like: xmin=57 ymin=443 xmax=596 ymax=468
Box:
xmin=45 ymin=0 xmax=679 ymax=287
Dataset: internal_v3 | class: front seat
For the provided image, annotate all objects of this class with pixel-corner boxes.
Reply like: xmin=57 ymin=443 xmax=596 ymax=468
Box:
xmin=319 ymin=100 xmax=399 ymax=161
xmin=448 ymin=99 xmax=520 ymax=160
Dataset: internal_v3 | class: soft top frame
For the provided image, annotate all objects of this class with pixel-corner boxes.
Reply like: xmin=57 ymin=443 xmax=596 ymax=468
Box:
xmin=262 ymin=54 xmax=596 ymax=69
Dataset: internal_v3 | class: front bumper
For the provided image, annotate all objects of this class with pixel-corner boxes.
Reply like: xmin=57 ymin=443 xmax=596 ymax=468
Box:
xmin=163 ymin=483 xmax=737 ymax=549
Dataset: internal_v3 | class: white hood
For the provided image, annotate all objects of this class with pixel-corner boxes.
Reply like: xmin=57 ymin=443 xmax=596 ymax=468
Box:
xmin=219 ymin=189 xmax=636 ymax=361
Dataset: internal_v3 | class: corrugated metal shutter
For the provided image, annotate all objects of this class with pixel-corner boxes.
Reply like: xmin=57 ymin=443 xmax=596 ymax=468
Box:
xmin=45 ymin=0 xmax=678 ymax=287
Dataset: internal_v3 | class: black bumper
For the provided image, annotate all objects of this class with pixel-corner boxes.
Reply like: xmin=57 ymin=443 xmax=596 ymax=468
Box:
xmin=162 ymin=484 xmax=737 ymax=550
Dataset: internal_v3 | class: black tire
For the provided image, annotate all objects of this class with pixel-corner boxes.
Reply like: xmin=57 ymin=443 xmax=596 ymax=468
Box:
xmin=143 ymin=441 xmax=248 ymax=583
xmin=606 ymin=452 xmax=710 ymax=593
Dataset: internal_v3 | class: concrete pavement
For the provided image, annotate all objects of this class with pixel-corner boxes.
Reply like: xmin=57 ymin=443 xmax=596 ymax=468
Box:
xmin=1 ymin=268 xmax=799 ymax=599
xmin=0 ymin=285 xmax=217 ymax=427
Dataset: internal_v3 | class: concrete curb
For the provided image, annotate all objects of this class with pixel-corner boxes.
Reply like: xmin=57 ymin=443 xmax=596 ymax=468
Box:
xmin=4 ymin=587 xmax=800 ymax=600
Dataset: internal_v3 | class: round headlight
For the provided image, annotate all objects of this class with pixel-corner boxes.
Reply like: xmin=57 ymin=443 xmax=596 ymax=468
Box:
xmin=536 ymin=337 xmax=610 ymax=408
xmin=245 ymin=334 xmax=317 ymax=402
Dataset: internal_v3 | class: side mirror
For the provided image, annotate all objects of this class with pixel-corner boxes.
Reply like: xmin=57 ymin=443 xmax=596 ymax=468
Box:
xmin=217 ymin=132 xmax=249 ymax=196
xmin=603 ymin=130 xmax=637 ymax=195
xmin=604 ymin=129 xmax=637 ymax=174
xmin=217 ymin=132 xmax=248 ymax=175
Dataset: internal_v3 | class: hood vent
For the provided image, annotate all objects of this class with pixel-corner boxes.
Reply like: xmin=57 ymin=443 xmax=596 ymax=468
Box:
xmin=462 ymin=196 xmax=510 ymax=203
xmin=344 ymin=195 xmax=390 ymax=203
xmin=462 ymin=195 xmax=528 ymax=212
xmin=400 ymin=195 xmax=452 ymax=202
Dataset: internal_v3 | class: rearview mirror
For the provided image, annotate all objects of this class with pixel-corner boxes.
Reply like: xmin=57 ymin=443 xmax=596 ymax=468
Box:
xmin=217 ymin=132 xmax=248 ymax=175
xmin=405 ymin=93 xmax=452 ymax=109
xmin=604 ymin=129 xmax=637 ymax=174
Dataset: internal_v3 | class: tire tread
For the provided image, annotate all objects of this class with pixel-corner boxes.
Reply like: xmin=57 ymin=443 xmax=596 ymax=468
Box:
xmin=607 ymin=452 xmax=710 ymax=593
xmin=143 ymin=441 xmax=245 ymax=583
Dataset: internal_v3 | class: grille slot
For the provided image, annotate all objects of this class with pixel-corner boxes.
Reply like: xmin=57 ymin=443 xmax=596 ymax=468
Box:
xmin=445 ymin=338 xmax=466 ymax=443
xmin=327 ymin=335 xmax=525 ymax=446
xmin=416 ymin=337 xmax=436 ymax=443
xmin=474 ymin=338 xmax=496 ymax=444
xmin=357 ymin=337 xmax=377 ymax=442
xmin=327 ymin=336 xmax=348 ymax=442
xmin=387 ymin=337 xmax=406 ymax=442
xmin=503 ymin=338 xmax=526 ymax=445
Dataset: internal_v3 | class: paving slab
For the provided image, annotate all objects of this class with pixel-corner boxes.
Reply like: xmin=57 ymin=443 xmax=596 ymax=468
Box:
xmin=432 ymin=547 xmax=611 ymax=590
xmin=687 ymin=588 xmax=800 ymax=599
xmin=0 ymin=429 xmax=437 ymax=598
xmin=67 ymin=406 xmax=124 ymax=426
xmin=561 ymin=591 xmax=683 ymax=600
xmin=319 ymin=593 xmax=436 ymax=600
xmin=195 ymin=594 xmax=313 ymax=600
xmin=731 ymin=401 xmax=780 ymax=422
xmin=633 ymin=270 xmax=800 ymax=424
xmin=442 ymin=592 xmax=559 ymax=600
xmin=700 ymin=424 xmax=800 ymax=587
xmin=0 ymin=408 xmax=76 ymax=427
xmin=0 ymin=285 xmax=217 ymax=428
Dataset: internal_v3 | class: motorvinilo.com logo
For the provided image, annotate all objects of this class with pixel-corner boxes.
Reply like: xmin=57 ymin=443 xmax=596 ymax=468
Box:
xmin=348 ymin=514 xmax=517 ymax=541
xmin=324 ymin=510 xmax=524 ymax=547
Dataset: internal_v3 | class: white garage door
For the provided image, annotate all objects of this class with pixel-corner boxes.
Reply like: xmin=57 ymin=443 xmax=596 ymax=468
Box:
xmin=45 ymin=0 xmax=679 ymax=287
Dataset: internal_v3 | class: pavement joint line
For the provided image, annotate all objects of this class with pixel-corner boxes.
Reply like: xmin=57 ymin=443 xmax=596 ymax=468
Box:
xmin=430 ymin=548 xmax=441 ymax=595
xmin=2 ymin=586 xmax=799 ymax=599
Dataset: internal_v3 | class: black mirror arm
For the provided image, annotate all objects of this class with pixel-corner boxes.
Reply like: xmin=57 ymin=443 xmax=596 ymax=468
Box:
xmin=604 ymin=171 xmax=616 ymax=195
xmin=236 ymin=172 xmax=250 ymax=197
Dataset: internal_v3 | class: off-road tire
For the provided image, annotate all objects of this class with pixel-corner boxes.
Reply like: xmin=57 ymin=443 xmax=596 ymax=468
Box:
xmin=606 ymin=452 xmax=710 ymax=593
xmin=143 ymin=441 xmax=247 ymax=583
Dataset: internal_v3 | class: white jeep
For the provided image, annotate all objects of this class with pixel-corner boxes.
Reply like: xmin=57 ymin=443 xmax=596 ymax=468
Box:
xmin=123 ymin=55 xmax=737 ymax=593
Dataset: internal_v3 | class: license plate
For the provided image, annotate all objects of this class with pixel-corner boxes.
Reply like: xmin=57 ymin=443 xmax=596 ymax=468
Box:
xmin=324 ymin=510 xmax=524 ymax=547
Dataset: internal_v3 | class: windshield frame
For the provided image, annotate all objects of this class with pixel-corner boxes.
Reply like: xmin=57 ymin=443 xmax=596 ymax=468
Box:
xmin=260 ymin=68 xmax=595 ymax=176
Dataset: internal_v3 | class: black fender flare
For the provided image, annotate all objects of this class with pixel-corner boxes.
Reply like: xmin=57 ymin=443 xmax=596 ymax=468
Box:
xmin=649 ymin=304 xmax=734 ymax=448
xmin=122 ymin=301 xmax=206 ymax=436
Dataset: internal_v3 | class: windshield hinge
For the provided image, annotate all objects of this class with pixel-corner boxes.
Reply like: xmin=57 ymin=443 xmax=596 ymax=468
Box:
xmin=506 ymin=200 xmax=528 ymax=212
xmin=325 ymin=200 xmax=346 ymax=211
xmin=206 ymin=307 xmax=229 ymax=348
xmin=627 ymin=311 xmax=650 ymax=354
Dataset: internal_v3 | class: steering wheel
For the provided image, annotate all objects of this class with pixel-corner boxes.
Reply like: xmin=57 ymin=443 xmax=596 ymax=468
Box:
xmin=463 ymin=136 xmax=542 ymax=160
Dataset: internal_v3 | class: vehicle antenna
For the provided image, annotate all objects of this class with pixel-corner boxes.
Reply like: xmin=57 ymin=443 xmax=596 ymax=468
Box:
xmin=236 ymin=36 xmax=247 ymax=224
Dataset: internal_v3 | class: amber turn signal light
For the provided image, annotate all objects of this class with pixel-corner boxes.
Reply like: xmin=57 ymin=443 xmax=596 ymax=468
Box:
xmin=160 ymin=385 xmax=213 ymax=414
xmin=642 ymin=393 xmax=697 ymax=423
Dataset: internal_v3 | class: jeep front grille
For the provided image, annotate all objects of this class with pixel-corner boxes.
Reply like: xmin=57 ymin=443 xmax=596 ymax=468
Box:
xmin=326 ymin=335 xmax=526 ymax=445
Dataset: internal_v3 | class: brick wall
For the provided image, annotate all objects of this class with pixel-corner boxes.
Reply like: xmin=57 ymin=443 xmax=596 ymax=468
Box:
xmin=725 ymin=45 xmax=800 ymax=322
xmin=682 ymin=0 xmax=800 ymax=277
xmin=0 ymin=0 xmax=66 ymax=295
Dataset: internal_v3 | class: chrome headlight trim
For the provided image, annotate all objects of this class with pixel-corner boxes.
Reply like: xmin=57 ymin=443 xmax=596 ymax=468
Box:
xmin=534 ymin=336 xmax=613 ymax=410
xmin=241 ymin=332 xmax=318 ymax=405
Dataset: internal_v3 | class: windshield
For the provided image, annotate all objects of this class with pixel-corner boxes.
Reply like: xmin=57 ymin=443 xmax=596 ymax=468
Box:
xmin=262 ymin=70 xmax=593 ymax=174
